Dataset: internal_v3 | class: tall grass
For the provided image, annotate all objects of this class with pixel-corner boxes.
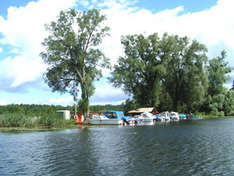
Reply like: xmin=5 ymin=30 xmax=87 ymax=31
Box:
xmin=0 ymin=113 xmax=76 ymax=129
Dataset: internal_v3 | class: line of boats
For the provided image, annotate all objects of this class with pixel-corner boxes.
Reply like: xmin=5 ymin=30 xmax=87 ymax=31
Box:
xmin=85 ymin=110 xmax=201 ymax=126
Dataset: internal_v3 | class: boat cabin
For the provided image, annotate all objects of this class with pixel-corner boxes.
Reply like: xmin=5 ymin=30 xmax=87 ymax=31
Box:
xmin=103 ymin=111 xmax=125 ymax=119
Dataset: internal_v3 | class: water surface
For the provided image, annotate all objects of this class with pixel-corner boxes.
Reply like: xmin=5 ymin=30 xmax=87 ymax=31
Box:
xmin=1 ymin=118 xmax=234 ymax=176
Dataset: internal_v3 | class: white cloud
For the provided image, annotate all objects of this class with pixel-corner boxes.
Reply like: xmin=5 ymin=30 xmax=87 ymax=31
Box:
xmin=91 ymin=0 xmax=98 ymax=3
xmin=32 ymin=95 xmax=74 ymax=106
xmin=1 ymin=0 xmax=234 ymax=105
xmin=0 ymin=48 xmax=2 ymax=53
xmin=0 ymin=100 xmax=7 ymax=105
xmin=99 ymin=0 xmax=234 ymax=66
xmin=0 ymin=0 xmax=77 ymax=87
xmin=47 ymin=96 xmax=74 ymax=105
xmin=0 ymin=55 xmax=46 ymax=87
xmin=79 ymin=0 xmax=89 ymax=7
xmin=90 ymin=79 xmax=129 ymax=105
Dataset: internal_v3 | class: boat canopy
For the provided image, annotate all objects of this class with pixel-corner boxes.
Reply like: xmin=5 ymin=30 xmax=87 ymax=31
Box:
xmin=103 ymin=111 xmax=125 ymax=119
xmin=128 ymin=107 xmax=159 ymax=114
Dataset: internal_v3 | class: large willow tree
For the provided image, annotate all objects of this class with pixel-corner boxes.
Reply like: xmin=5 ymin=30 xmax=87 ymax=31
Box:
xmin=111 ymin=33 xmax=208 ymax=112
xmin=161 ymin=34 xmax=208 ymax=112
xmin=203 ymin=50 xmax=232 ymax=115
xmin=110 ymin=33 xmax=166 ymax=107
xmin=41 ymin=9 xmax=110 ymax=117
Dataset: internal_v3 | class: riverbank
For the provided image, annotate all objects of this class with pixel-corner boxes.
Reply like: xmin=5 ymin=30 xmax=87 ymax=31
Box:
xmin=0 ymin=124 xmax=88 ymax=132
xmin=0 ymin=113 xmax=78 ymax=129
xmin=1 ymin=113 xmax=234 ymax=132
xmin=198 ymin=113 xmax=234 ymax=119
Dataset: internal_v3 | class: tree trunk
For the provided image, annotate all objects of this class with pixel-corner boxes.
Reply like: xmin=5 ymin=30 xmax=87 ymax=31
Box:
xmin=80 ymin=84 xmax=89 ymax=120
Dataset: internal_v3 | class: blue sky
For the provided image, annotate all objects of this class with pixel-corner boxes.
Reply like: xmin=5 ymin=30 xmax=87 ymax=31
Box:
xmin=0 ymin=0 xmax=233 ymax=106
xmin=135 ymin=0 xmax=217 ymax=13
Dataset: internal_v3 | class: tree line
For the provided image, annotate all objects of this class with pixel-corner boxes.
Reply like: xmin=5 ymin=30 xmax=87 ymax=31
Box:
xmin=111 ymin=33 xmax=234 ymax=115
xmin=0 ymin=104 xmax=123 ymax=116
xmin=41 ymin=9 xmax=234 ymax=118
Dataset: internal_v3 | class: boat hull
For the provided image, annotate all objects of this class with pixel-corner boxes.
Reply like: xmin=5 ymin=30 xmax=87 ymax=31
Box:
xmin=88 ymin=119 xmax=123 ymax=125
xmin=137 ymin=118 xmax=155 ymax=125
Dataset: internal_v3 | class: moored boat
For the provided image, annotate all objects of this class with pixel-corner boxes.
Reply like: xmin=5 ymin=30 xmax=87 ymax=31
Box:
xmin=179 ymin=113 xmax=187 ymax=120
xmin=88 ymin=115 xmax=123 ymax=125
xmin=159 ymin=111 xmax=171 ymax=122
xmin=137 ymin=112 xmax=155 ymax=125
xmin=170 ymin=112 xmax=180 ymax=121
xmin=88 ymin=110 xmax=130 ymax=125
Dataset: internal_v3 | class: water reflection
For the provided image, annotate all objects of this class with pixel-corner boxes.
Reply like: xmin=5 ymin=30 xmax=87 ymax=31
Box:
xmin=1 ymin=119 xmax=234 ymax=176
xmin=37 ymin=128 xmax=99 ymax=176
xmin=88 ymin=127 xmax=134 ymax=176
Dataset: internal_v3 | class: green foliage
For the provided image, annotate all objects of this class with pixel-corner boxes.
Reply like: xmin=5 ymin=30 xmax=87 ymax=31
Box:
xmin=161 ymin=34 xmax=208 ymax=112
xmin=111 ymin=33 xmax=208 ymax=112
xmin=207 ymin=50 xmax=232 ymax=96
xmin=0 ymin=113 xmax=75 ymax=128
xmin=158 ymin=91 xmax=173 ymax=112
xmin=110 ymin=32 xmax=233 ymax=115
xmin=201 ymin=51 xmax=233 ymax=115
xmin=90 ymin=104 xmax=123 ymax=112
xmin=0 ymin=104 xmax=75 ymax=128
xmin=223 ymin=90 xmax=234 ymax=116
xmin=122 ymin=99 xmax=138 ymax=114
xmin=110 ymin=33 xmax=166 ymax=107
xmin=0 ymin=104 xmax=125 ymax=128
xmin=78 ymin=98 xmax=89 ymax=115
xmin=41 ymin=9 xmax=110 ymax=118
xmin=209 ymin=94 xmax=226 ymax=116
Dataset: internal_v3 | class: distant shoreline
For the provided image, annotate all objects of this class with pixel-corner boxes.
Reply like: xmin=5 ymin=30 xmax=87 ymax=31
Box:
xmin=2 ymin=116 xmax=234 ymax=132
xmin=0 ymin=125 xmax=87 ymax=132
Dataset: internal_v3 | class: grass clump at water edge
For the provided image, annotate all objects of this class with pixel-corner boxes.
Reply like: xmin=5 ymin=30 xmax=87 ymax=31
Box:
xmin=0 ymin=113 xmax=77 ymax=129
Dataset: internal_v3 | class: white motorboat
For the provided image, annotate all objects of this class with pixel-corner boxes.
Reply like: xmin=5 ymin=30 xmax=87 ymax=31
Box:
xmin=154 ymin=114 xmax=165 ymax=122
xmin=88 ymin=111 xmax=126 ymax=125
xmin=159 ymin=111 xmax=171 ymax=122
xmin=170 ymin=112 xmax=180 ymax=121
xmin=88 ymin=115 xmax=123 ymax=125
xmin=137 ymin=112 xmax=155 ymax=125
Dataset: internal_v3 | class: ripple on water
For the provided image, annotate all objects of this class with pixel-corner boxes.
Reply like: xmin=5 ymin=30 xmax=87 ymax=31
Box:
xmin=1 ymin=119 xmax=234 ymax=176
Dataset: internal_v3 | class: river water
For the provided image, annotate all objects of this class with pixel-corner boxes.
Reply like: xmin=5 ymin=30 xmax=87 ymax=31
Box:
xmin=1 ymin=118 xmax=234 ymax=176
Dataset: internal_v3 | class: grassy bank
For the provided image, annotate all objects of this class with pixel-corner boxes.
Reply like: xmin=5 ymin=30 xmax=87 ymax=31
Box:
xmin=0 ymin=113 xmax=77 ymax=129
xmin=196 ymin=112 xmax=234 ymax=119
xmin=0 ymin=125 xmax=88 ymax=133
xmin=1 ymin=112 xmax=233 ymax=132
